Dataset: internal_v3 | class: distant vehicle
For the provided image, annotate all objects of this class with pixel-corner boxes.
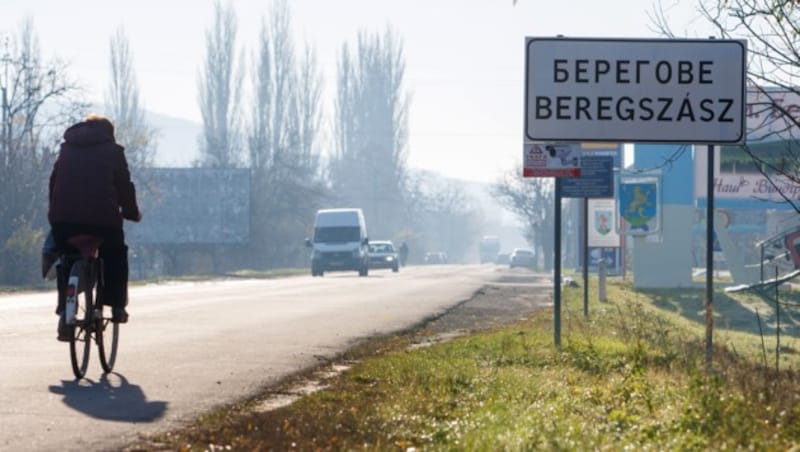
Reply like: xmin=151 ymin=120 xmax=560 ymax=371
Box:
xmin=495 ymin=252 xmax=510 ymax=265
xmin=424 ymin=252 xmax=448 ymax=264
xmin=368 ymin=240 xmax=400 ymax=272
xmin=509 ymin=248 xmax=536 ymax=269
xmin=479 ymin=236 xmax=501 ymax=263
xmin=305 ymin=208 xmax=369 ymax=277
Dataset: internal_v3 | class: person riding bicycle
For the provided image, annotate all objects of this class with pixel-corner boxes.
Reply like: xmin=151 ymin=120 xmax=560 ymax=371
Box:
xmin=48 ymin=114 xmax=142 ymax=340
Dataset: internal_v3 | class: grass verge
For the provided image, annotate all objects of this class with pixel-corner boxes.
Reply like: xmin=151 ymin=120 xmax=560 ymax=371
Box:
xmin=130 ymin=278 xmax=800 ymax=450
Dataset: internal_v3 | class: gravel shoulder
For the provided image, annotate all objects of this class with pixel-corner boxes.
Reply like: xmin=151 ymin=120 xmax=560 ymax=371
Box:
xmin=424 ymin=269 xmax=553 ymax=336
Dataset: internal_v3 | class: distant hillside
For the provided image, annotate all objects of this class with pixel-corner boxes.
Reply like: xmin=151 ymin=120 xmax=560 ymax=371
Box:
xmin=146 ymin=111 xmax=202 ymax=167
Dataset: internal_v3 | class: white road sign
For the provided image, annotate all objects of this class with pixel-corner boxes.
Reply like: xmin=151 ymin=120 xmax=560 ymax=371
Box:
xmin=524 ymin=37 xmax=747 ymax=144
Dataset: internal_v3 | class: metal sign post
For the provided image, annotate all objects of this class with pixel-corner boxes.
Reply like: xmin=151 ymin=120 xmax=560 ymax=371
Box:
xmin=583 ymin=198 xmax=589 ymax=318
xmin=554 ymin=178 xmax=562 ymax=347
xmin=706 ymin=34 xmax=721 ymax=371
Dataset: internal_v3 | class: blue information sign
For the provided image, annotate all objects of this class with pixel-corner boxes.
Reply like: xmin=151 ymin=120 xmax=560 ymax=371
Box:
xmin=560 ymin=156 xmax=614 ymax=198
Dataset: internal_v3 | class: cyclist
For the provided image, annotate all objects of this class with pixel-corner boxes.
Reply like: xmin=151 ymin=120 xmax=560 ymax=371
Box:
xmin=48 ymin=114 xmax=142 ymax=340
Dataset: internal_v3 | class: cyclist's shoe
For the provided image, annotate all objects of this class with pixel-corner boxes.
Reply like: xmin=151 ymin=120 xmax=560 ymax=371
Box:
xmin=112 ymin=307 xmax=128 ymax=324
xmin=57 ymin=316 xmax=70 ymax=342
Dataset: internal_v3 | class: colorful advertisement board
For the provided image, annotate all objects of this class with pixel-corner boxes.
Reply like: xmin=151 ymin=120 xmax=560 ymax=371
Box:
xmin=523 ymin=143 xmax=581 ymax=177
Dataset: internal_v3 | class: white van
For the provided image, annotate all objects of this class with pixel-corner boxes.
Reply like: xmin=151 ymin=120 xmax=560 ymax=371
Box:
xmin=305 ymin=208 xmax=369 ymax=277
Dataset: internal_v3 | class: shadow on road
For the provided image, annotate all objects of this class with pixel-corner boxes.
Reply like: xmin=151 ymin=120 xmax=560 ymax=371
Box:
xmin=48 ymin=373 xmax=168 ymax=422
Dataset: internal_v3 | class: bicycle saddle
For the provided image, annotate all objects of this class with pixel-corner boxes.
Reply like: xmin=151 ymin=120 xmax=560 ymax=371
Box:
xmin=67 ymin=235 xmax=104 ymax=259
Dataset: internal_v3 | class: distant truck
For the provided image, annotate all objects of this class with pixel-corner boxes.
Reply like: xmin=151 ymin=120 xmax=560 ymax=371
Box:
xmin=479 ymin=235 xmax=501 ymax=264
xmin=305 ymin=208 xmax=370 ymax=277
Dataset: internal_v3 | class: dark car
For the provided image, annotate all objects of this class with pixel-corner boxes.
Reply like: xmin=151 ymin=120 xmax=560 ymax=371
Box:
xmin=367 ymin=240 xmax=400 ymax=272
xmin=509 ymin=248 xmax=536 ymax=269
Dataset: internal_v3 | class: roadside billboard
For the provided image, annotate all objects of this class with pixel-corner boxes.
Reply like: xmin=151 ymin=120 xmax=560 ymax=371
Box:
xmin=127 ymin=168 xmax=250 ymax=244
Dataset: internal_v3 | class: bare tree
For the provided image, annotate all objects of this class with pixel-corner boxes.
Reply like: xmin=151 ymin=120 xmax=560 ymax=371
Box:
xmin=331 ymin=27 xmax=410 ymax=239
xmin=247 ymin=0 xmax=325 ymax=268
xmin=248 ymin=0 xmax=304 ymax=170
xmin=652 ymin=0 xmax=800 ymax=211
xmin=0 ymin=17 xmax=86 ymax=283
xmin=106 ymin=26 xmax=156 ymax=170
xmin=248 ymin=17 xmax=273 ymax=172
xmin=296 ymin=44 xmax=323 ymax=175
xmin=405 ymin=172 xmax=482 ymax=263
xmin=491 ymin=169 xmax=558 ymax=270
xmin=197 ymin=0 xmax=243 ymax=168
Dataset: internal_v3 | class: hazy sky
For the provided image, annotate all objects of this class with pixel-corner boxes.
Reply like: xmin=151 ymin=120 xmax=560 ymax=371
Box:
xmin=0 ymin=0 xmax=706 ymax=183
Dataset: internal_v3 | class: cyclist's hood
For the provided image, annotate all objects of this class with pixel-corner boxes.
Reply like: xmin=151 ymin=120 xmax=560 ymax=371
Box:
xmin=63 ymin=120 xmax=115 ymax=147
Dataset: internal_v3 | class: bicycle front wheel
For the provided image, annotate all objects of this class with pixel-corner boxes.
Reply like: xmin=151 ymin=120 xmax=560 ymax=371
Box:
xmin=68 ymin=261 xmax=91 ymax=379
xmin=97 ymin=306 xmax=119 ymax=373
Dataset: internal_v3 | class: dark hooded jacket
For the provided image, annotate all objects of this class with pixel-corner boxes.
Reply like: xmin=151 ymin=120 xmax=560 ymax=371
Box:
xmin=48 ymin=120 xmax=140 ymax=228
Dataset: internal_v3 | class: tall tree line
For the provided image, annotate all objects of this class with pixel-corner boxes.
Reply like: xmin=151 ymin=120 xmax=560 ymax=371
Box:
xmin=330 ymin=28 xmax=409 ymax=240
xmin=167 ymin=0 xmax=484 ymax=268
xmin=0 ymin=19 xmax=86 ymax=284
xmin=197 ymin=0 xmax=243 ymax=168
xmin=196 ymin=2 xmax=416 ymax=268
xmin=245 ymin=0 xmax=325 ymax=267
xmin=106 ymin=26 xmax=155 ymax=171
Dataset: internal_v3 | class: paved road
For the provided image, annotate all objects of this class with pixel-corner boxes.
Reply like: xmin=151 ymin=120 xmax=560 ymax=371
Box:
xmin=0 ymin=264 xmax=500 ymax=451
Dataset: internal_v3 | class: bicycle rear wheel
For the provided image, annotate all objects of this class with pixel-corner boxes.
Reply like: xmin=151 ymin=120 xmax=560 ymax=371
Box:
xmin=97 ymin=306 xmax=119 ymax=373
xmin=68 ymin=260 xmax=91 ymax=379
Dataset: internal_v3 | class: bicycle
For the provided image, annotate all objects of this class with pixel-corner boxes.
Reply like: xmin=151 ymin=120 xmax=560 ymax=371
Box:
xmin=58 ymin=235 xmax=119 ymax=379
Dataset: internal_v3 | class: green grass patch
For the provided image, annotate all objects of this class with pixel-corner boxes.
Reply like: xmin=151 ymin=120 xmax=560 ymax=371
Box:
xmin=136 ymin=278 xmax=800 ymax=450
